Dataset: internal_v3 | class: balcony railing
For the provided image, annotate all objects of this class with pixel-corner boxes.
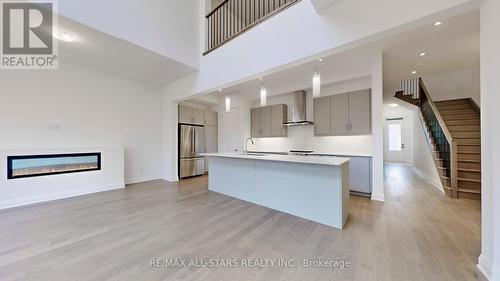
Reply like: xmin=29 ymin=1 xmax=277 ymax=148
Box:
xmin=204 ymin=0 xmax=301 ymax=55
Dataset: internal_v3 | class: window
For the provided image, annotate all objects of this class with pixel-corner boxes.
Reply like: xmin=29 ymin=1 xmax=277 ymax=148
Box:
xmin=388 ymin=124 xmax=402 ymax=151
xmin=7 ymin=153 xmax=101 ymax=179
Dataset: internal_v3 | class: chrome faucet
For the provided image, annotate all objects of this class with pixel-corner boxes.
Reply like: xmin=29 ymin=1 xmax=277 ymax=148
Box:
xmin=245 ymin=138 xmax=255 ymax=154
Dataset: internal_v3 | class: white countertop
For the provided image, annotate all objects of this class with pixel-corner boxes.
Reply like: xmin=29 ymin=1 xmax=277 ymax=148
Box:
xmin=203 ymin=152 xmax=350 ymax=166
xmin=310 ymin=152 xmax=373 ymax=158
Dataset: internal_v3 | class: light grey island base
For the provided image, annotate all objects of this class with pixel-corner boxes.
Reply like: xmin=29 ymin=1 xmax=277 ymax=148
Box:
xmin=205 ymin=153 xmax=350 ymax=229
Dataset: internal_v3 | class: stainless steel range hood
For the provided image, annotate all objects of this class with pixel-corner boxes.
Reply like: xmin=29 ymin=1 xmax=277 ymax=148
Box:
xmin=283 ymin=90 xmax=314 ymax=126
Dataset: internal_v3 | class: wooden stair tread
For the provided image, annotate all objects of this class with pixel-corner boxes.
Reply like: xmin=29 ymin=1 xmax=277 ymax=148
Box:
xmin=458 ymin=159 xmax=481 ymax=163
xmin=458 ymin=188 xmax=481 ymax=194
xmin=458 ymin=168 xmax=481 ymax=173
xmin=434 ymin=99 xmax=470 ymax=104
xmin=458 ymin=177 xmax=481 ymax=183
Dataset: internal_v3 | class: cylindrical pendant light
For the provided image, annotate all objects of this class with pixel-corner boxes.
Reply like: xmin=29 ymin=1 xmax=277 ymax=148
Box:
xmin=260 ymin=85 xmax=267 ymax=106
xmin=225 ymin=96 xmax=231 ymax=112
xmin=312 ymin=59 xmax=322 ymax=98
xmin=312 ymin=70 xmax=321 ymax=98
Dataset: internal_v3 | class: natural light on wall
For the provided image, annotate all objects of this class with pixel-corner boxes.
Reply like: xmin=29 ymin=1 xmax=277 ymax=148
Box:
xmin=388 ymin=124 xmax=402 ymax=151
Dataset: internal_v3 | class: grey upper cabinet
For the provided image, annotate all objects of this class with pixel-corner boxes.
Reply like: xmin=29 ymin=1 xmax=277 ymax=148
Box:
xmin=251 ymin=104 xmax=287 ymax=138
xmin=204 ymin=109 xmax=218 ymax=127
xmin=179 ymin=105 xmax=204 ymax=125
xmin=251 ymin=108 xmax=262 ymax=137
xmin=313 ymin=96 xmax=331 ymax=136
xmin=348 ymin=89 xmax=371 ymax=134
xmin=314 ymin=89 xmax=371 ymax=136
xmin=271 ymin=104 xmax=287 ymax=137
xmin=261 ymin=106 xmax=272 ymax=137
xmin=330 ymin=93 xmax=349 ymax=135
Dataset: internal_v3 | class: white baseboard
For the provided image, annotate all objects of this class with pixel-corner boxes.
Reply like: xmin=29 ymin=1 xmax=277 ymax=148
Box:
xmin=371 ymin=192 xmax=385 ymax=202
xmin=478 ymin=254 xmax=492 ymax=281
xmin=412 ymin=166 xmax=445 ymax=194
xmin=0 ymin=183 xmax=125 ymax=210
xmin=125 ymin=176 xmax=161 ymax=185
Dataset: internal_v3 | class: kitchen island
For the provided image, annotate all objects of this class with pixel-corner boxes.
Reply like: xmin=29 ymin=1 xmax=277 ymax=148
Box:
xmin=204 ymin=153 xmax=350 ymax=229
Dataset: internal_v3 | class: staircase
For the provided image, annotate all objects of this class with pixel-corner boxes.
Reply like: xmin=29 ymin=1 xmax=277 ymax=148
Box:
xmin=435 ymin=99 xmax=481 ymax=199
xmin=395 ymin=78 xmax=481 ymax=200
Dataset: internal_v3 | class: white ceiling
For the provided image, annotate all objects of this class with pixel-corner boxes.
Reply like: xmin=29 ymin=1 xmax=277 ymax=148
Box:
xmin=382 ymin=10 xmax=479 ymax=101
xmin=57 ymin=15 xmax=197 ymax=86
xmin=192 ymin=10 xmax=479 ymax=106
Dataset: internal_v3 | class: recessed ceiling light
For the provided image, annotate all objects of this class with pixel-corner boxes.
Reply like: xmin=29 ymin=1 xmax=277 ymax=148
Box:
xmin=218 ymin=89 xmax=222 ymax=92
xmin=389 ymin=103 xmax=399 ymax=107
xmin=434 ymin=21 xmax=442 ymax=26
xmin=412 ymin=70 xmax=417 ymax=74
xmin=53 ymin=29 xmax=76 ymax=42
xmin=258 ymin=77 xmax=263 ymax=81
xmin=419 ymin=52 xmax=426 ymax=57
xmin=318 ymin=58 xmax=323 ymax=62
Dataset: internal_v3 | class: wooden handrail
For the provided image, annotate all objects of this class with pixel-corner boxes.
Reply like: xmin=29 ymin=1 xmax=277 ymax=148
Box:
xmin=419 ymin=78 xmax=454 ymax=144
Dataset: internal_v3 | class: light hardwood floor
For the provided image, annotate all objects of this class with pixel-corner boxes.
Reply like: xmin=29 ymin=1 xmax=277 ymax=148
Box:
xmin=0 ymin=164 xmax=483 ymax=281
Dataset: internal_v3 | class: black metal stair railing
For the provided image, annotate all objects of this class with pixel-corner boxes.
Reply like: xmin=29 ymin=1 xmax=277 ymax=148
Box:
xmin=204 ymin=0 xmax=301 ymax=55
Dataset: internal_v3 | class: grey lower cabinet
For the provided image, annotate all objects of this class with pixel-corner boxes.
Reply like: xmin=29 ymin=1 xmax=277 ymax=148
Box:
xmin=251 ymin=104 xmax=287 ymax=138
xmin=348 ymin=157 xmax=372 ymax=195
xmin=314 ymin=89 xmax=371 ymax=136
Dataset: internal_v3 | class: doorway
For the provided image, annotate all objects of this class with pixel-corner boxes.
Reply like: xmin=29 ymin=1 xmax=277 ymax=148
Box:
xmin=384 ymin=118 xmax=406 ymax=163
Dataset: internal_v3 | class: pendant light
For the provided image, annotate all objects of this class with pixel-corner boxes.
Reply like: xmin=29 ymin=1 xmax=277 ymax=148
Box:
xmin=225 ymin=96 xmax=231 ymax=112
xmin=312 ymin=60 xmax=322 ymax=98
xmin=259 ymin=77 xmax=267 ymax=106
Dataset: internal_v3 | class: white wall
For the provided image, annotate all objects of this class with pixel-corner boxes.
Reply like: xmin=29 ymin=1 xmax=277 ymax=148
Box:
xmin=59 ymin=0 xmax=200 ymax=68
xmin=0 ymin=63 xmax=163 ymax=185
xmin=479 ymin=0 xmax=500 ymax=280
xmin=161 ymin=0 xmax=480 ymax=183
xmin=371 ymin=53 xmax=385 ymax=202
xmin=411 ymin=110 xmax=444 ymax=192
xmin=423 ymin=68 xmax=480 ymax=104
xmin=0 ymin=147 xmax=124 ymax=209
xmin=167 ymin=0 xmax=480 ymax=102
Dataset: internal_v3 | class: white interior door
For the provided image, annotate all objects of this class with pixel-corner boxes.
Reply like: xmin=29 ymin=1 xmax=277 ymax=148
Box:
xmin=220 ymin=111 xmax=239 ymax=153
xmin=384 ymin=119 xmax=406 ymax=162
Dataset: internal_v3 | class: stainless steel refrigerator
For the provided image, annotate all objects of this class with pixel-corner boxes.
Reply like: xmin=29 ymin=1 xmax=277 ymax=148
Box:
xmin=179 ymin=124 xmax=205 ymax=178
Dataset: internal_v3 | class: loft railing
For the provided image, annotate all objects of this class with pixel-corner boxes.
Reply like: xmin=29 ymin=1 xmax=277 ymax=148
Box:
xmin=204 ymin=0 xmax=301 ymax=55
xmin=418 ymin=78 xmax=458 ymax=198
xmin=397 ymin=78 xmax=420 ymax=99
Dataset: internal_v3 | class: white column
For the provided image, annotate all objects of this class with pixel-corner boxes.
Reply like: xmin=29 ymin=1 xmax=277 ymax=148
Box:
xmin=371 ymin=52 xmax=385 ymax=201
xmin=479 ymin=0 xmax=500 ymax=280
xmin=161 ymin=94 xmax=179 ymax=182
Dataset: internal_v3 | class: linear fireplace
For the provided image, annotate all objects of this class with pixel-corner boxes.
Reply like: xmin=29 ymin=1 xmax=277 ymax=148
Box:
xmin=7 ymin=152 xmax=101 ymax=179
